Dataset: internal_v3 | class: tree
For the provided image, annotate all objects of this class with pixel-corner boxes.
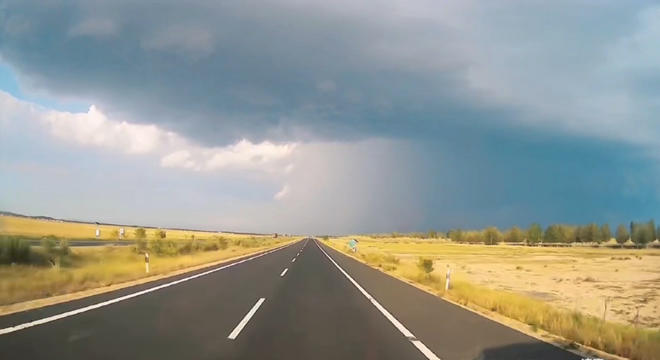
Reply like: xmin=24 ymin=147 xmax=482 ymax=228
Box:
xmin=448 ymin=229 xmax=464 ymax=242
xmin=544 ymin=225 xmax=562 ymax=243
xmin=657 ymin=225 xmax=660 ymax=241
xmin=584 ymin=223 xmax=601 ymax=243
xmin=631 ymin=221 xmax=654 ymax=246
xmin=600 ymin=224 xmax=612 ymax=243
xmin=559 ymin=225 xmax=576 ymax=243
xmin=134 ymin=228 xmax=147 ymax=240
xmin=154 ymin=229 xmax=166 ymax=239
xmin=615 ymin=224 xmax=629 ymax=245
xmin=428 ymin=230 xmax=438 ymax=239
xmin=630 ymin=221 xmax=635 ymax=241
xmin=650 ymin=220 xmax=657 ymax=242
xmin=505 ymin=227 xmax=524 ymax=243
xmin=482 ymin=227 xmax=502 ymax=245
xmin=527 ymin=223 xmax=543 ymax=244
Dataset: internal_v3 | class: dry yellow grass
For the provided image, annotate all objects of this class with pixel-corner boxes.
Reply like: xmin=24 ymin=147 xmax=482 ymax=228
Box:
xmin=0 ymin=215 xmax=296 ymax=306
xmin=0 ymin=239 xmax=296 ymax=306
xmin=0 ymin=216 xmax=259 ymax=241
xmin=325 ymin=237 xmax=660 ymax=360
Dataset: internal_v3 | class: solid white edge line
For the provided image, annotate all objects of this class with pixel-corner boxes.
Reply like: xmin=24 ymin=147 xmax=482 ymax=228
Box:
xmin=227 ymin=298 xmax=266 ymax=340
xmin=0 ymin=241 xmax=298 ymax=336
xmin=280 ymin=268 xmax=288 ymax=277
xmin=314 ymin=240 xmax=442 ymax=360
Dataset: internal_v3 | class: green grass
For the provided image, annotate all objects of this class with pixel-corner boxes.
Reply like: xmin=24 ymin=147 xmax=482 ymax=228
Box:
xmin=323 ymin=239 xmax=660 ymax=360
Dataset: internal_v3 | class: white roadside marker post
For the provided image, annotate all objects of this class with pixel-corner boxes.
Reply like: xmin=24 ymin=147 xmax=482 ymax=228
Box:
xmin=445 ymin=266 xmax=452 ymax=291
xmin=145 ymin=252 xmax=150 ymax=273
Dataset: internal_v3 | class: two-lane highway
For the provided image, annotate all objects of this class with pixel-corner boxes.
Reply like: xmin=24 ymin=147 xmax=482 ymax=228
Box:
xmin=0 ymin=239 xmax=584 ymax=360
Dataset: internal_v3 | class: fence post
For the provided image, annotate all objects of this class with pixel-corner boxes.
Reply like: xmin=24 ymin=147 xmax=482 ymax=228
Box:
xmin=603 ymin=297 xmax=608 ymax=321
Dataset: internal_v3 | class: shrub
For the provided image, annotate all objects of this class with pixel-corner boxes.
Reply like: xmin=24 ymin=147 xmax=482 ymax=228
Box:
xmin=235 ymin=237 xmax=258 ymax=248
xmin=149 ymin=238 xmax=164 ymax=255
xmin=135 ymin=238 xmax=148 ymax=253
xmin=177 ymin=241 xmax=194 ymax=255
xmin=59 ymin=239 xmax=70 ymax=255
xmin=153 ymin=229 xmax=166 ymax=240
xmin=134 ymin=228 xmax=147 ymax=240
xmin=0 ymin=236 xmax=32 ymax=264
xmin=203 ymin=242 xmax=219 ymax=251
xmin=418 ymin=258 xmax=434 ymax=274
xmin=42 ymin=238 xmax=57 ymax=253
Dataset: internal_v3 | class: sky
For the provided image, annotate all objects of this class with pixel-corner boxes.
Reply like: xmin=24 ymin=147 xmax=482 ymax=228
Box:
xmin=1 ymin=0 xmax=659 ymax=235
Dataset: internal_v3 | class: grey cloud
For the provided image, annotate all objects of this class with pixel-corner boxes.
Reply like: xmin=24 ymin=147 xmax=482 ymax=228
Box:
xmin=1 ymin=0 xmax=660 ymax=151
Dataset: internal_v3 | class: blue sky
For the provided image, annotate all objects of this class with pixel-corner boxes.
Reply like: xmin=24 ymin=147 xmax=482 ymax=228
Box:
xmin=1 ymin=0 xmax=659 ymax=235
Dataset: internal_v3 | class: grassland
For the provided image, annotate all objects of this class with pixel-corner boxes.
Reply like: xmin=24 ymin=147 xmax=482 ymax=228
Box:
xmin=0 ymin=216 xmax=296 ymax=308
xmin=0 ymin=215 xmax=258 ymax=241
xmin=324 ymin=237 xmax=660 ymax=360
xmin=0 ymin=240 xmax=291 ymax=307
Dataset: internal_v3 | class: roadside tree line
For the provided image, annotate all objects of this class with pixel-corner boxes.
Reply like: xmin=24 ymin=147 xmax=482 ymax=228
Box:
xmin=368 ymin=220 xmax=659 ymax=246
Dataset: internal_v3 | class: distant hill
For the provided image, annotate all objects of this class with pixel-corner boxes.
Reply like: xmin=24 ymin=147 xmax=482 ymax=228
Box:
xmin=0 ymin=211 xmax=58 ymax=221
xmin=0 ymin=210 xmax=274 ymax=236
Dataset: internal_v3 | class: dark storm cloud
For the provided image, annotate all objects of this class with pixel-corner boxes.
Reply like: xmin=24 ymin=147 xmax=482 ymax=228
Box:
xmin=0 ymin=0 xmax=468 ymax=146
xmin=3 ymin=0 xmax=656 ymax=149
xmin=2 ymin=0 xmax=660 ymax=233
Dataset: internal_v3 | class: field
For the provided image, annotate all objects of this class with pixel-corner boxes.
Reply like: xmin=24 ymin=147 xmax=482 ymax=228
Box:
xmin=0 ymin=239 xmax=293 ymax=309
xmin=0 ymin=216 xmax=296 ymax=310
xmin=350 ymin=237 xmax=660 ymax=329
xmin=325 ymin=237 xmax=660 ymax=360
xmin=0 ymin=216 xmax=264 ymax=241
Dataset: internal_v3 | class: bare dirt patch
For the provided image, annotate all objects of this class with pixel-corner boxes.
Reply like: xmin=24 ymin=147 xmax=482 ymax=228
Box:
xmin=374 ymin=242 xmax=660 ymax=329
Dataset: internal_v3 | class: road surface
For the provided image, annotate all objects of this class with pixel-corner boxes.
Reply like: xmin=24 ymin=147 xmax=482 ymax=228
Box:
xmin=0 ymin=239 xmax=583 ymax=360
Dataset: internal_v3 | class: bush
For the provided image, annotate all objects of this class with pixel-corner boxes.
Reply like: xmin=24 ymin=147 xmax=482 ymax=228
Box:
xmin=59 ymin=239 xmax=70 ymax=255
xmin=177 ymin=241 xmax=194 ymax=255
xmin=42 ymin=238 xmax=57 ymax=253
xmin=153 ymin=229 xmax=166 ymax=240
xmin=134 ymin=228 xmax=147 ymax=240
xmin=235 ymin=237 xmax=259 ymax=248
xmin=0 ymin=236 xmax=32 ymax=264
xmin=149 ymin=238 xmax=164 ymax=255
xmin=418 ymin=258 xmax=434 ymax=274
xmin=216 ymin=236 xmax=228 ymax=250
xmin=135 ymin=238 xmax=148 ymax=253
xmin=203 ymin=242 xmax=219 ymax=251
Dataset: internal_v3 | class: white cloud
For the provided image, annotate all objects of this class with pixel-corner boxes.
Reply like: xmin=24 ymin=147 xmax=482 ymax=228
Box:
xmin=42 ymin=105 xmax=162 ymax=154
xmin=159 ymin=139 xmax=297 ymax=173
xmin=274 ymin=184 xmax=290 ymax=200
xmin=1 ymin=91 xmax=297 ymax=173
xmin=160 ymin=150 xmax=195 ymax=169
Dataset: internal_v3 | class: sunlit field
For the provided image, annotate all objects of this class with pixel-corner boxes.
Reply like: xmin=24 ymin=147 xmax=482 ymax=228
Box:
xmin=0 ymin=215 xmax=262 ymax=241
xmin=0 ymin=216 xmax=297 ymax=310
xmin=323 ymin=237 xmax=660 ymax=360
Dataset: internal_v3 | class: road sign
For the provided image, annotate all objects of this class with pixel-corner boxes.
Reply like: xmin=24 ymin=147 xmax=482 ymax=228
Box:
xmin=349 ymin=239 xmax=358 ymax=253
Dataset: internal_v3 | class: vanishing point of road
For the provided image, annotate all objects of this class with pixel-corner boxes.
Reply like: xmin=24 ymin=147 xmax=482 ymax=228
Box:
xmin=0 ymin=239 xmax=583 ymax=360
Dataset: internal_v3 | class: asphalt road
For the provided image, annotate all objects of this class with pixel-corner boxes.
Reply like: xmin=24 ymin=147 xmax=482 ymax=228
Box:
xmin=0 ymin=239 xmax=584 ymax=360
